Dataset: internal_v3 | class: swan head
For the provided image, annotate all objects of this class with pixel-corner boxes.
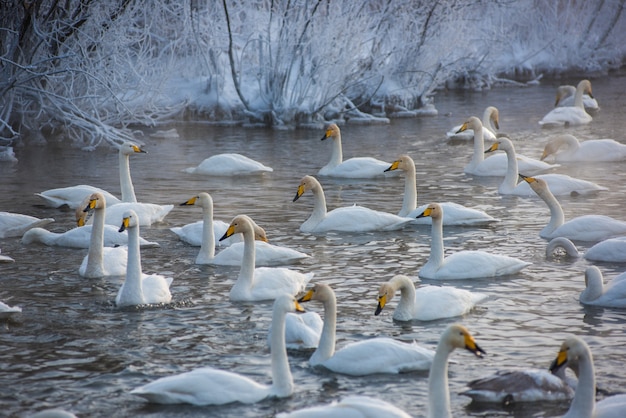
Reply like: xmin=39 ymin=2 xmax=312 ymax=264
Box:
xmin=375 ymin=282 xmax=397 ymax=315
xmin=519 ymin=175 xmax=549 ymax=197
xmin=119 ymin=209 xmax=139 ymax=232
xmin=119 ymin=141 xmax=146 ymax=155
xmin=416 ymin=203 xmax=442 ymax=220
xmin=293 ymin=175 xmax=320 ymax=202
xmin=180 ymin=192 xmax=212 ymax=208
xmin=577 ymin=79 xmax=593 ymax=98
xmin=441 ymin=324 xmax=486 ymax=357
xmin=385 ymin=154 xmax=415 ymax=173
xmin=549 ymin=335 xmax=590 ymax=375
xmin=485 ymin=137 xmax=513 ymax=154
xmin=582 ymin=266 xmax=605 ymax=302
xmin=485 ymin=106 xmax=500 ymax=130
xmin=298 ymin=283 xmax=335 ymax=305
xmin=555 ymin=85 xmax=577 ymax=107
xmin=219 ymin=214 xmax=266 ymax=242
xmin=456 ymin=116 xmax=482 ymax=134
xmin=321 ymin=123 xmax=340 ymax=141
xmin=275 ymin=293 xmax=306 ymax=316
xmin=540 ymin=134 xmax=577 ymax=160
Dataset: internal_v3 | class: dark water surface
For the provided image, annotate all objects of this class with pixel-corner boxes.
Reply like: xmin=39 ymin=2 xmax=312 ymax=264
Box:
xmin=2 ymin=75 xmax=626 ymax=417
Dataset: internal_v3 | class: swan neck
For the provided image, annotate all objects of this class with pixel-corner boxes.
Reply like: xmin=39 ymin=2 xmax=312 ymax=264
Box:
xmin=86 ymin=207 xmax=105 ymax=275
xmin=471 ymin=126 xmax=485 ymax=166
xmin=538 ymin=186 xmax=565 ymax=235
xmin=428 ymin=216 xmax=445 ymax=269
xmin=121 ymin=225 xmax=144 ymax=304
xmin=574 ymin=85 xmax=586 ymax=109
xmin=312 ymin=293 xmax=337 ymax=364
xmin=393 ymin=276 xmax=416 ymax=316
xmin=568 ymin=352 xmax=596 ymax=416
xmin=501 ymin=146 xmax=519 ymax=191
xmin=238 ymin=227 xmax=256 ymax=286
xmin=119 ymin=151 xmax=137 ymax=203
xmin=200 ymin=205 xmax=215 ymax=259
xmin=399 ymin=163 xmax=418 ymax=217
xmin=328 ymin=135 xmax=343 ymax=167
xmin=304 ymin=184 xmax=328 ymax=230
xmin=428 ymin=342 xmax=452 ymax=418
xmin=269 ymin=306 xmax=293 ymax=397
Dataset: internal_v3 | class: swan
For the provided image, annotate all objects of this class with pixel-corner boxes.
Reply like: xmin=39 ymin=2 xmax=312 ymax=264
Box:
xmin=458 ymin=116 xmax=557 ymax=176
xmin=375 ymin=274 xmax=488 ymax=321
xmin=447 ymin=106 xmax=499 ymax=141
xmin=385 ymin=154 xmax=498 ymax=225
xmin=546 ymin=236 xmax=626 ymax=263
xmin=540 ymin=134 xmax=626 ymax=163
xmin=0 ymin=300 xmax=22 ymax=318
xmin=277 ymin=395 xmax=412 ymax=418
xmin=184 ymin=153 xmax=273 ymax=175
xmin=550 ymin=335 xmax=626 ymax=417
xmin=0 ymin=249 xmax=14 ymax=263
xmin=219 ymin=215 xmax=313 ymax=302
xmin=318 ymin=123 xmax=393 ymax=178
xmin=79 ymin=193 xmax=127 ymax=278
xmin=268 ymin=309 xmax=323 ymax=350
xmin=115 ymin=210 xmax=172 ymax=307
xmin=293 ymin=175 xmax=412 ymax=233
xmin=175 ymin=193 xmax=309 ymax=266
xmin=21 ymin=223 xmax=159 ymax=249
xmin=0 ymin=212 xmax=55 ymax=238
xmin=99 ymin=201 xmax=173 ymax=227
xmin=427 ymin=324 xmax=486 ymax=418
xmin=554 ymin=84 xmax=599 ymax=111
xmin=579 ymin=266 xmax=626 ymax=308
xmin=520 ymin=175 xmax=626 ymax=241
xmin=485 ymin=138 xmax=607 ymax=196
xmin=539 ymin=80 xmax=593 ymax=126
xmin=131 ymin=294 xmax=302 ymax=405
xmin=417 ymin=203 xmax=531 ymax=280
xmin=298 ymin=283 xmax=437 ymax=376
xmin=27 ymin=409 xmax=77 ymax=418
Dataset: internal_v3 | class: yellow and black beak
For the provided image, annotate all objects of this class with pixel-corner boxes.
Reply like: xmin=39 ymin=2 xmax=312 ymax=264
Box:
xmin=549 ymin=348 xmax=568 ymax=374
xmin=385 ymin=160 xmax=400 ymax=173
xmin=119 ymin=216 xmax=130 ymax=233
xmin=375 ymin=294 xmax=387 ymax=316
xmin=485 ymin=142 xmax=499 ymax=154
xmin=464 ymin=333 xmax=486 ymax=358
xmin=321 ymin=129 xmax=332 ymax=141
xmin=293 ymin=184 xmax=305 ymax=202
xmin=180 ymin=196 xmax=197 ymax=206
xmin=518 ymin=174 xmax=535 ymax=184
xmin=416 ymin=206 xmax=433 ymax=219
xmin=219 ymin=224 xmax=236 ymax=241
xmin=298 ymin=288 xmax=315 ymax=303
xmin=294 ymin=300 xmax=305 ymax=313
xmin=132 ymin=144 xmax=147 ymax=154
xmin=456 ymin=122 xmax=469 ymax=134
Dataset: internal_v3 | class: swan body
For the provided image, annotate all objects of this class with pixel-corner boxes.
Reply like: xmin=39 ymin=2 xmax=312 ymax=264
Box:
xmin=219 ymin=215 xmax=313 ymax=301
xmin=0 ymin=212 xmax=55 ymax=239
xmin=79 ymin=193 xmax=127 ymax=278
xmin=299 ymin=283 xmax=437 ymax=376
xmin=386 ymin=154 xmax=498 ymax=225
xmin=580 ymin=266 xmax=626 ymax=308
xmin=318 ymin=123 xmax=393 ymax=178
xmin=428 ymin=324 xmax=486 ymax=418
xmin=541 ymin=134 xmax=626 ymax=162
xmin=539 ymin=80 xmax=593 ymax=126
xmin=0 ymin=300 xmax=22 ymax=318
xmin=293 ymin=175 xmax=412 ymax=233
xmin=269 ymin=311 xmax=323 ymax=350
xmin=555 ymin=84 xmax=599 ymax=111
xmin=447 ymin=106 xmax=499 ymax=141
xmin=546 ymin=236 xmax=626 ymax=263
xmin=486 ymin=138 xmax=607 ymax=196
xmin=36 ymin=185 xmax=121 ymax=209
xmin=521 ymin=175 xmax=626 ymax=241
xmin=417 ymin=203 xmax=531 ymax=280
xmin=0 ymin=249 xmax=14 ymax=263
xmin=131 ymin=294 xmax=301 ymax=405
xmin=375 ymin=274 xmax=487 ymax=321
xmin=170 ymin=219 xmax=237 ymax=247
xmin=21 ymin=225 xmax=158 ymax=249
xmin=550 ymin=335 xmax=626 ymax=418
xmin=98 ymin=202 xmax=173 ymax=227
xmin=115 ymin=210 xmax=172 ymax=307
xmin=277 ymin=395 xmax=412 ymax=418
xmin=458 ymin=117 xmax=558 ymax=177
xmin=184 ymin=153 xmax=273 ymax=176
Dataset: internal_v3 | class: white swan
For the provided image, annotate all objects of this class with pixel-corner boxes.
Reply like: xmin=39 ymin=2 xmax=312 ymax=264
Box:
xmin=375 ymin=274 xmax=488 ymax=321
xmin=0 ymin=212 xmax=55 ymax=238
xmin=520 ymin=175 xmax=626 ymax=241
xmin=21 ymin=223 xmax=159 ymax=249
xmin=131 ymin=294 xmax=302 ymax=405
xmin=115 ymin=210 xmax=172 ymax=307
xmin=0 ymin=249 xmax=14 ymax=263
xmin=550 ymin=335 xmax=626 ymax=417
xmin=458 ymin=116 xmax=557 ymax=176
xmin=100 ymin=201 xmax=173 ymax=227
xmin=79 ymin=193 xmax=127 ymax=278
xmin=184 ymin=153 xmax=273 ymax=175
xmin=539 ymin=80 xmax=593 ymax=126
xmin=268 ymin=310 xmax=323 ymax=350
xmin=540 ymin=134 xmax=626 ymax=162
xmin=427 ymin=324 xmax=486 ymax=418
xmin=447 ymin=106 xmax=499 ymax=141
xmin=385 ymin=154 xmax=498 ymax=225
xmin=580 ymin=266 xmax=626 ymax=308
xmin=0 ymin=300 xmax=22 ymax=318
xmin=293 ymin=175 xmax=412 ymax=233
xmin=28 ymin=409 xmax=77 ymax=418
xmin=318 ymin=123 xmax=393 ymax=178
xmin=277 ymin=395 xmax=412 ymax=418
xmin=546 ymin=236 xmax=626 ymax=263
xmin=219 ymin=215 xmax=313 ymax=302
xmin=298 ymin=283 xmax=437 ymax=376
xmin=417 ymin=203 xmax=531 ymax=280
xmin=554 ymin=84 xmax=599 ymax=111
xmin=485 ymin=138 xmax=607 ymax=196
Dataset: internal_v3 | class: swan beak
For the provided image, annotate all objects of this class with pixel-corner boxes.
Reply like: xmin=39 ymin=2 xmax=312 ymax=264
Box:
xmin=180 ymin=196 xmax=197 ymax=206
xmin=293 ymin=184 xmax=305 ymax=202
xmin=385 ymin=160 xmax=400 ymax=172
xmin=519 ymin=174 xmax=536 ymax=184
xmin=484 ymin=142 xmax=499 ymax=154
xmin=540 ymin=150 xmax=549 ymax=161
xmin=132 ymin=145 xmax=147 ymax=154
xmin=298 ymin=288 xmax=314 ymax=303
xmin=119 ymin=216 xmax=130 ymax=233
xmin=493 ymin=117 xmax=500 ymax=130
xmin=455 ymin=122 xmax=469 ymax=134
xmin=219 ymin=224 xmax=236 ymax=241
xmin=465 ymin=333 xmax=486 ymax=358
xmin=416 ymin=207 xmax=433 ymax=219
xmin=294 ymin=300 xmax=305 ymax=313
xmin=375 ymin=294 xmax=387 ymax=315
xmin=321 ymin=129 xmax=332 ymax=141
xmin=549 ymin=348 xmax=568 ymax=374
xmin=84 ymin=197 xmax=98 ymax=213
xmin=76 ymin=214 xmax=86 ymax=227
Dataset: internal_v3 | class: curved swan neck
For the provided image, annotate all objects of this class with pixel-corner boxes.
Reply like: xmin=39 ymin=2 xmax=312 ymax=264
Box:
xmin=312 ymin=291 xmax=337 ymax=364
xmin=567 ymin=352 xmax=595 ymax=417
xmin=470 ymin=124 xmax=485 ymax=166
xmin=121 ymin=224 xmax=144 ymax=305
xmin=119 ymin=151 xmax=137 ymax=203
xmin=399 ymin=160 xmax=418 ymax=217
xmin=546 ymin=237 xmax=580 ymax=258
xmin=391 ymin=275 xmax=416 ymax=316
xmin=86 ymin=205 xmax=105 ymax=277
xmin=269 ymin=305 xmax=293 ymax=397
xmin=536 ymin=184 xmax=565 ymax=235
xmin=500 ymin=144 xmax=520 ymax=192
xmin=428 ymin=341 xmax=452 ymax=418
xmin=199 ymin=204 xmax=215 ymax=260
xmin=582 ymin=268 xmax=604 ymax=302
xmin=303 ymin=182 xmax=328 ymax=230
xmin=574 ymin=83 xmax=587 ymax=110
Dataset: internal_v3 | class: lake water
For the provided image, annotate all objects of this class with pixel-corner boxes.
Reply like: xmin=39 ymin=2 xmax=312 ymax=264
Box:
xmin=1 ymin=74 xmax=626 ymax=417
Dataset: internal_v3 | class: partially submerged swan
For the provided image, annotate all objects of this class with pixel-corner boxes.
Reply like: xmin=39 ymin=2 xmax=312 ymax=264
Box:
xmin=580 ymin=266 xmax=626 ymax=308
xmin=554 ymin=84 xmax=599 ymax=111
xmin=277 ymin=395 xmax=412 ymax=418
xmin=546 ymin=236 xmax=626 ymax=263
xmin=540 ymin=134 xmax=626 ymax=163
xmin=447 ymin=106 xmax=499 ymax=141
xmin=184 ymin=153 xmax=273 ymax=175
xmin=0 ymin=211 xmax=54 ymax=239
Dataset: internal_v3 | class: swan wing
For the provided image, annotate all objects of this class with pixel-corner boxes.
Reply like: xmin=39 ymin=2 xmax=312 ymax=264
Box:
xmin=270 ymin=311 xmax=323 ymax=349
xmin=413 ymin=286 xmax=487 ymax=320
xmin=79 ymin=246 xmax=128 ymax=277
xmin=315 ymin=206 xmax=412 ymax=233
xmin=103 ymin=202 xmax=172 ymax=226
xmin=0 ymin=212 xmax=55 ymax=238
xmin=36 ymin=185 xmax=120 ymax=209
xmin=551 ymin=215 xmax=626 ymax=242
xmin=319 ymin=157 xmax=392 ymax=178
xmin=141 ymin=274 xmax=173 ymax=304
xmin=431 ymin=251 xmax=530 ymax=280
xmin=213 ymin=241 xmax=309 ymax=267
xmin=539 ymin=107 xmax=592 ymax=126
xmin=278 ymin=395 xmax=412 ymax=418
xmin=231 ymin=268 xmax=313 ymax=301
xmin=411 ymin=202 xmax=498 ymax=226
xmin=585 ymin=237 xmax=626 ymax=262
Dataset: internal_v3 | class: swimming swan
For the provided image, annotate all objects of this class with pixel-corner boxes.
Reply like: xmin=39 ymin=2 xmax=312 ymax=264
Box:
xmin=131 ymin=294 xmax=302 ymax=405
xmin=447 ymin=106 xmax=499 ymax=141
xmin=520 ymin=175 xmax=626 ymax=241
xmin=277 ymin=395 xmax=412 ymax=418
xmin=219 ymin=215 xmax=313 ymax=301
xmin=0 ymin=212 xmax=54 ymax=238
xmin=550 ymin=335 xmax=626 ymax=417
xmin=539 ymin=80 xmax=593 ymax=126
xmin=385 ymin=154 xmax=498 ymax=225
xmin=298 ymin=283 xmax=437 ymax=376
xmin=184 ymin=153 xmax=273 ymax=176
xmin=485 ymin=138 xmax=607 ymax=196
xmin=79 ymin=193 xmax=127 ymax=278
xmin=375 ymin=274 xmax=488 ymax=321
xmin=115 ymin=210 xmax=172 ymax=307
xmin=427 ymin=324 xmax=486 ymax=418
xmin=546 ymin=236 xmax=626 ymax=263
xmin=417 ymin=203 xmax=531 ymax=280
xmin=540 ymin=134 xmax=626 ymax=163
xmin=580 ymin=266 xmax=626 ymax=308
xmin=554 ymin=84 xmax=599 ymax=111
xmin=318 ymin=123 xmax=393 ymax=178
xmin=293 ymin=175 xmax=412 ymax=233
xmin=458 ymin=117 xmax=557 ymax=176
xmin=21 ymin=223 xmax=159 ymax=249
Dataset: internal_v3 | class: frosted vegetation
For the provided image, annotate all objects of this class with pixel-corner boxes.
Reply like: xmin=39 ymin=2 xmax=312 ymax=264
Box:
xmin=1 ymin=0 xmax=624 ymax=148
